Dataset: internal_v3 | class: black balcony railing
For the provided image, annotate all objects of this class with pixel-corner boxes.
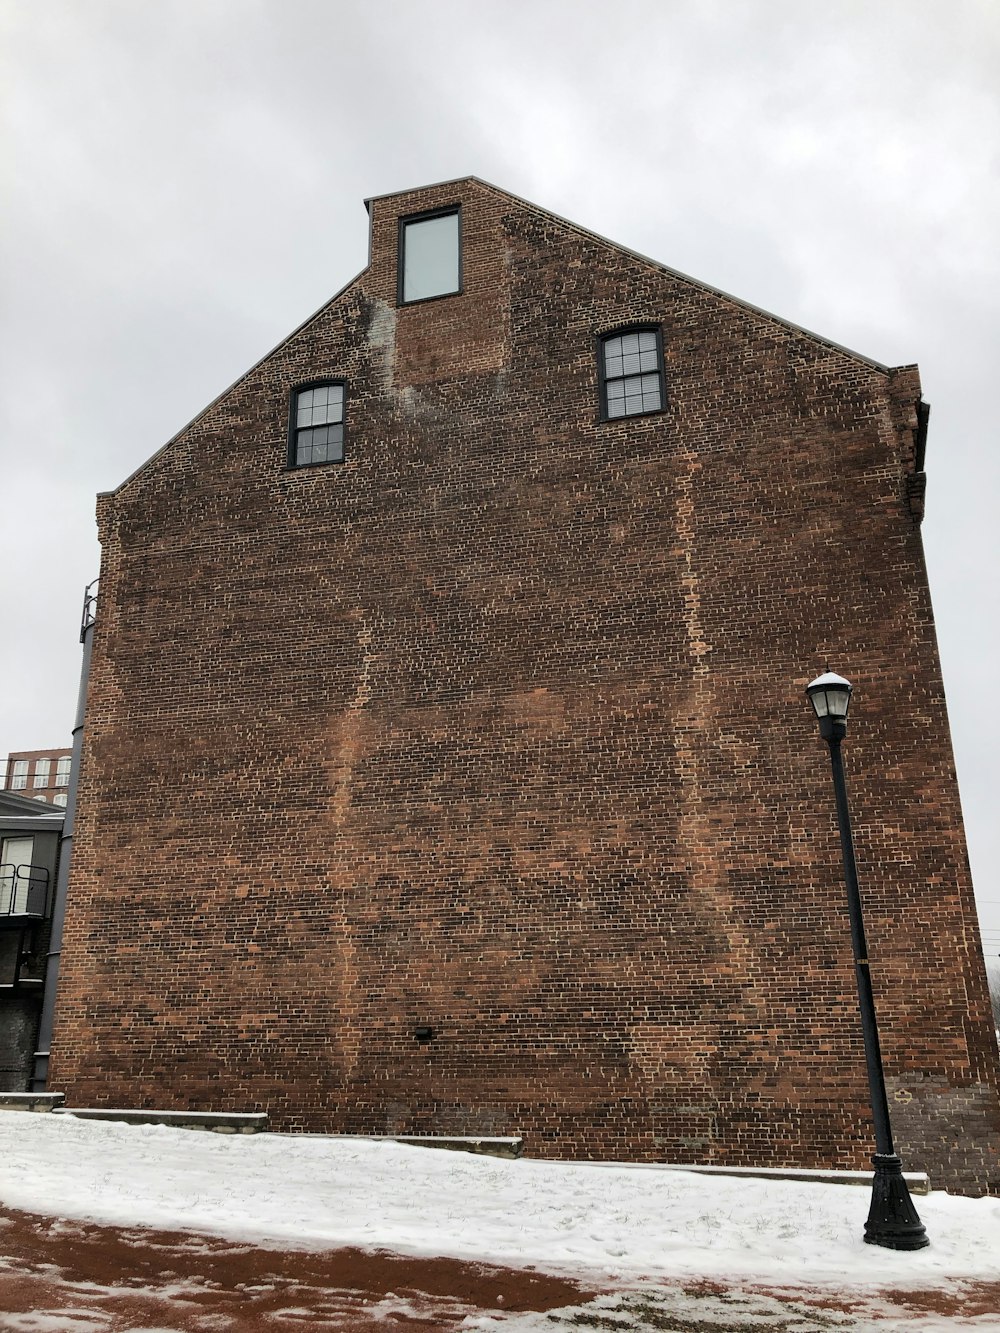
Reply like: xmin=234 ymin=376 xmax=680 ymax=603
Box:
xmin=0 ymin=863 xmax=50 ymax=920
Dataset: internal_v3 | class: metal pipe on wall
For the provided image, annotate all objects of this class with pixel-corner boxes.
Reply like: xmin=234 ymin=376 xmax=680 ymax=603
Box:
xmin=30 ymin=580 xmax=98 ymax=1092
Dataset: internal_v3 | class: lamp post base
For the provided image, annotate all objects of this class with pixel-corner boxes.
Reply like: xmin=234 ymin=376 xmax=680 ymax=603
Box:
xmin=864 ymin=1154 xmax=929 ymax=1250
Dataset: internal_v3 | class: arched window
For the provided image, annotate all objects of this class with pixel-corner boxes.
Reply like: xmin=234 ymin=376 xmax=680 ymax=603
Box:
xmin=288 ymin=381 xmax=346 ymax=468
xmin=598 ymin=327 xmax=665 ymax=420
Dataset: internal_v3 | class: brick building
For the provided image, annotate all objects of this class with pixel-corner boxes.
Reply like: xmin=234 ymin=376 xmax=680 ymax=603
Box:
xmin=4 ymin=749 xmax=72 ymax=807
xmin=47 ymin=178 xmax=1000 ymax=1192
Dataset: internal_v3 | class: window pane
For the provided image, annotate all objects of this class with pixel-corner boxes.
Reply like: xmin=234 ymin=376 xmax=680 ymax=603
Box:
xmin=640 ymin=373 xmax=662 ymax=406
xmin=615 ymin=371 xmax=662 ymax=416
xmin=297 ymin=387 xmax=343 ymax=425
xmin=34 ymin=759 xmax=51 ymax=787
xmin=402 ymin=212 xmax=460 ymax=302
xmin=606 ymin=380 xmax=626 ymax=400
xmin=622 ymin=352 xmax=641 ymax=374
xmin=621 ymin=332 xmax=640 ymax=354
xmin=604 ymin=352 xmax=624 ymax=377
xmin=607 ymin=397 xmax=627 ymax=418
xmin=321 ymin=387 xmax=344 ymax=422
xmin=639 ymin=348 xmax=658 ymax=371
xmin=638 ymin=330 xmax=657 ymax=352
xmin=296 ymin=423 xmax=344 ymax=466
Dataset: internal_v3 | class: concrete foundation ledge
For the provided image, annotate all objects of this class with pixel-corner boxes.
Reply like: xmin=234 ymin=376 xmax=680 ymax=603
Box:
xmin=651 ymin=1163 xmax=931 ymax=1195
xmin=51 ymin=1108 xmax=268 ymax=1134
xmin=393 ymin=1135 xmax=524 ymax=1159
xmin=293 ymin=1133 xmax=524 ymax=1159
xmin=0 ymin=1093 xmax=65 ymax=1112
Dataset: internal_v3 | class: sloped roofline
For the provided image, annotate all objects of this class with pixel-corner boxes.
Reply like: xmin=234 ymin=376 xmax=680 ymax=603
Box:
xmin=100 ymin=268 xmax=368 ymax=498
xmin=104 ymin=175 xmax=893 ymax=499
xmin=381 ymin=175 xmax=892 ymax=372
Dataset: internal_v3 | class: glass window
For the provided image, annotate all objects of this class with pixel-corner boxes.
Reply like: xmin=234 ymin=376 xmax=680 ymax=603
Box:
xmin=400 ymin=209 xmax=461 ymax=304
xmin=599 ymin=327 xmax=665 ymax=420
xmin=289 ymin=382 xmax=345 ymax=468
xmin=9 ymin=760 xmax=28 ymax=790
xmin=1 ymin=835 xmax=34 ymax=914
xmin=55 ymin=757 xmax=71 ymax=787
xmin=52 ymin=793 xmax=68 ymax=808
xmin=33 ymin=758 xmax=51 ymax=788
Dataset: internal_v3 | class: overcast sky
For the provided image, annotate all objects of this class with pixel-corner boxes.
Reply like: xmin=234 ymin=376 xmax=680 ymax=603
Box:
xmin=2 ymin=0 xmax=998 ymax=960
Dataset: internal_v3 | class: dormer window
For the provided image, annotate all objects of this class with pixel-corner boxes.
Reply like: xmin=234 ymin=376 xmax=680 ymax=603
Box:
xmin=599 ymin=327 xmax=665 ymax=420
xmin=288 ymin=382 xmax=345 ymax=468
xmin=399 ymin=207 xmax=461 ymax=305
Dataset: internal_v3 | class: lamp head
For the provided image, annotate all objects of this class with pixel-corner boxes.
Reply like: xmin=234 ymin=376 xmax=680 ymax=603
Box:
xmin=806 ymin=671 xmax=853 ymax=740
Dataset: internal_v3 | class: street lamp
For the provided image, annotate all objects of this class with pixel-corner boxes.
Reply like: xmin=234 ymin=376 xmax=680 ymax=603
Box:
xmin=805 ymin=671 xmax=929 ymax=1250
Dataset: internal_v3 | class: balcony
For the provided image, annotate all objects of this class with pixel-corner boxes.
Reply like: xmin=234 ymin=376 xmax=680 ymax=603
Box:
xmin=0 ymin=864 xmax=50 ymax=924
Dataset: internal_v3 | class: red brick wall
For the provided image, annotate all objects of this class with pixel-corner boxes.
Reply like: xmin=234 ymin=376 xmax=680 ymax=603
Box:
xmin=49 ymin=179 xmax=1000 ymax=1193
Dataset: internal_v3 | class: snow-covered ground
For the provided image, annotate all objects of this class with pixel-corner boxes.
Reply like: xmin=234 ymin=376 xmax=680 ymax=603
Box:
xmin=1 ymin=1113 xmax=998 ymax=1288
xmin=1 ymin=1113 xmax=999 ymax=1330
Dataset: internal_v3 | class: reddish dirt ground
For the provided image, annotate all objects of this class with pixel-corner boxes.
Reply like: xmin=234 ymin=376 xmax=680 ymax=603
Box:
xmin=732 ymin=1277 xmax=1000 ymax=1324
xmin=2 ymin=1204 xmax=999 ymax=1331
xmin=0 ymin=1204 xmax=596 ymax=1330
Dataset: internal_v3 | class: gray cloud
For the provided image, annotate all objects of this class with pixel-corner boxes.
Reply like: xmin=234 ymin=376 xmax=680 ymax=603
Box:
xmin=2 ymin=0 xmax=998 ymax=952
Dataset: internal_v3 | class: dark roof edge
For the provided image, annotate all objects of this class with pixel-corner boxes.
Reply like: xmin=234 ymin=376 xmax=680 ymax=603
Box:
xmin=0 ymin=789 xmax=66 ymax=817
xmin=99 ymin=268 xmax=369 ymax=499
xmin=363 ymin=174 xmax=479 ymax=212
xmin=468 ymin=176 xmax=892 ymax=373
xmin=0 ymin=814 xmax=65 ymax=830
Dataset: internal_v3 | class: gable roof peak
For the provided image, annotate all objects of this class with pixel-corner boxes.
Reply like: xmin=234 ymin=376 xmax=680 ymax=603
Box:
xmin=366 ymin=176 xmax=889 ymax=372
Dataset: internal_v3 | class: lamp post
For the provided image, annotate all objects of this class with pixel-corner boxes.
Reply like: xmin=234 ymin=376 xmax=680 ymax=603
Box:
xmin=805 ymin=672 xmax=929 ymax=1250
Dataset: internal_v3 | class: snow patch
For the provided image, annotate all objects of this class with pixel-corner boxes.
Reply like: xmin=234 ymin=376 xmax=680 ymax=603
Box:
xmin=0 ymin=1112 xmax=998 ymax=1296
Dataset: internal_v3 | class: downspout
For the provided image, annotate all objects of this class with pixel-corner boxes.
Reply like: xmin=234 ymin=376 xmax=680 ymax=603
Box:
xmin=31 ymin=579 xmax=98 ymax=1091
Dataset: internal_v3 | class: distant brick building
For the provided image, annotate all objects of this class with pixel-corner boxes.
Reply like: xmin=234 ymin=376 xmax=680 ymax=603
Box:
xmin=4 ymin=749 xmax=72 ymax=807
xmin=48 ymin=178 xmax=1000 ymax=1193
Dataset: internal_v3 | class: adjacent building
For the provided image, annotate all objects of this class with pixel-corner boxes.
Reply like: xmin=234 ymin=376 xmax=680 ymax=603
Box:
xmin=0 ymin=790 xmax=63 ymax=1090
xmin=4 ymin=749 xmax=73 ymax=808
xmin=45 ymin=178 xmax=1000 ymax=1193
